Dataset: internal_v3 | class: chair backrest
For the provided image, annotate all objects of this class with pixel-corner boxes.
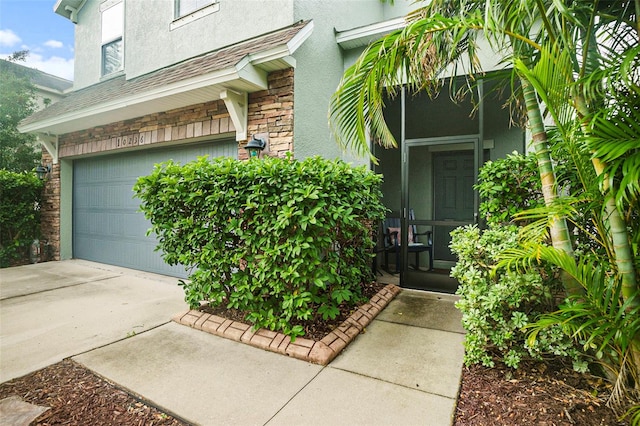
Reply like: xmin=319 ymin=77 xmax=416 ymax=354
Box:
xmin=382 ymin=216 xmax=401 ymax=246
xmin=382 ymin=210 xmax=419 ymax=245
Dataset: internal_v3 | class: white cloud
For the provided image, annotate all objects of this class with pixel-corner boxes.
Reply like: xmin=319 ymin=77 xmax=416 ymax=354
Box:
xmin=0 ymin=29 xmax=21 ymax=47
xmin=44 ymin=40 xmax=64 ymax=49
xmin=28 ymin=54 xmax=74 ymax=81
xmin=0 ymin=51 xmax=74 ymax=81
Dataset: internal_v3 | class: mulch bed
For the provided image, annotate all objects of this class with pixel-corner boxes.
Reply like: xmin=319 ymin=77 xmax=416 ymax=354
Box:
xmin=0 ymin=359 xmax=189 ymax=425
xmin=454 ymin=358 xmax=629 ymax=426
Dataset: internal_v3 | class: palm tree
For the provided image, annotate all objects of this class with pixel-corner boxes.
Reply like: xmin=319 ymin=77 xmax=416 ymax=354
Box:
xmin=330 ymin=0 xmax=583 ymax=293
xmin=329 ymin=0 xmax=638 ymax=300
xmin=329 ymin=0 xmax=640 ymax=403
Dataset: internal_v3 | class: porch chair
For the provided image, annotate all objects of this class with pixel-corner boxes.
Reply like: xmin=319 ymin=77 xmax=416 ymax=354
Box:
xmin=381 ymin=209 xmax=433 ymax=273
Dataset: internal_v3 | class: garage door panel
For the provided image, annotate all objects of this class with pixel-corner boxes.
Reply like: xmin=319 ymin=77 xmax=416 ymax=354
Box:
xmin=73 ymin=141 xmax=236 ymax=277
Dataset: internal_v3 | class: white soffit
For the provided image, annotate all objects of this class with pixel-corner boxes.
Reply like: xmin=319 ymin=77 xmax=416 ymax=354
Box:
xmin=336 ymin=17 xmax=406 ymax=50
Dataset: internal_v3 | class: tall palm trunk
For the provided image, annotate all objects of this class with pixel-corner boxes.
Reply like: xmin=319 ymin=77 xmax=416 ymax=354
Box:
xmin=521 ymin=77 xmax=582 ymax=296
xmin=574 ymin=95 xmax=639 ymax=307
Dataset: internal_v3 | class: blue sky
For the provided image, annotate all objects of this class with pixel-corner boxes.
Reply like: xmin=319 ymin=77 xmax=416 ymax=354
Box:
xmin=0 ymin=0 xmax=75 ymax=80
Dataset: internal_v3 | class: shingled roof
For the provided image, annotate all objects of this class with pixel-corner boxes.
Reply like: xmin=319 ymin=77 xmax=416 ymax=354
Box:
xmin=0 ymin=59 xmax=72 ymax=93
xmin=20 ymin=20 xmax=313 ymax=135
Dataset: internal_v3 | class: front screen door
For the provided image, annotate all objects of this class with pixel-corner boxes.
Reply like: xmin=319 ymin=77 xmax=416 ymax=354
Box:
xmin=401 ymin=138 xmax=479 ymax=292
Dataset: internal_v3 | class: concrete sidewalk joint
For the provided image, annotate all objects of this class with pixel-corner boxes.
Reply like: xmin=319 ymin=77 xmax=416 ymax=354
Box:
xmin=172 ymin=283 xmax=401 ymax=365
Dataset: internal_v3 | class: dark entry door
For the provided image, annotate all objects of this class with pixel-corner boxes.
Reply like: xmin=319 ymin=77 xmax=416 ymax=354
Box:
xmin=402 ymin=139 xmax=478 ymax=293
xmin=432 ymin=151 xmax=475 ymax=261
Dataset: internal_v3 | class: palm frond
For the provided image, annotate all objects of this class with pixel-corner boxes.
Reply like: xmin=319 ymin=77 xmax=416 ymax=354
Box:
xmin=513 ymin=43 xmax=575 ymax=135
xmin=329 ymin=12 xmax=486 ymax=159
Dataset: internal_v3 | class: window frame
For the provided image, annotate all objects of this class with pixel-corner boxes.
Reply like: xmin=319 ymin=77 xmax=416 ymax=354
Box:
xmin=101 ymin=37 xmax=123 ymax=76
xmin=175 ymin=0 xmax=216 ymax=19
xmin=171 ymin=0 xmax=219 ymax=30
xmin=100 ymin=0 xmax=124 ymax=77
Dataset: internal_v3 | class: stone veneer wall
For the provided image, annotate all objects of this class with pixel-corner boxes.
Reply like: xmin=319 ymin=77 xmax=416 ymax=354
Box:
xmin=40 ymin=151 xmax=60 ymax=260
xmin=40 ymin=68 xmax=294 ymax=261
xmin=245 ymin=68 xmax=294 ymax=159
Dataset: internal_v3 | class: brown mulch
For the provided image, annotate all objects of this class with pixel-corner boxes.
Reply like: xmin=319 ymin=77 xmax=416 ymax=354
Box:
xmin=201 ymin=280 xmax=387 ymax=341
xmin=1 ymin=281 xmax=629 ymax=425
xmin=0 ymin=359 xmax=189 ymax=425
xmin=454 ymin=359 xmax=629 ymax=426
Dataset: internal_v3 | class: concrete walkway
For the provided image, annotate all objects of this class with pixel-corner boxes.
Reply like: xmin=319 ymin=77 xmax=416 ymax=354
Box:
xmin=1 ymin=260 xmax=465 ymax=425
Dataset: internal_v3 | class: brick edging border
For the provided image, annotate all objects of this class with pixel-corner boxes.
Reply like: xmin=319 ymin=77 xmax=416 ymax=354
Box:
xmin=172 ymin=283 xmax=401 ymax=365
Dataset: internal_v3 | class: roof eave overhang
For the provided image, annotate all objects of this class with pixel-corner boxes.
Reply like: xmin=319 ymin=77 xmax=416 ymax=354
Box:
xmin=335 ymin=17 xmax=406 ymax=50
xmin=18 ymin=21 xmax=314 ymax=136
xmin=54 ymin=0 xmax=86 ymax=23
xmin=19 ymin=67 xmax=256 ymax=135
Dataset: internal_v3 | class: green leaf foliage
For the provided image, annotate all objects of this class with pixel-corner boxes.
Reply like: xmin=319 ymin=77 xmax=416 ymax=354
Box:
xmin=0 ymin=53 xmax=40 ymax=172
xmin=0 ymin=170 xmax=44 ymax=266
xmin=475 ymin=152 xmax=544 ymax=226
xmin=133 ymin=155 xmax=387 ymax=339
xmin=451 ymin=224 xmax=584 ymax=370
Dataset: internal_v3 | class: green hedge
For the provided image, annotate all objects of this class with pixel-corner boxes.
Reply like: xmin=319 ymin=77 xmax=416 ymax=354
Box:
xmin=134 ymin=155 xmax=386 ymax=338
xmin=0 ymin=170 xmax=43 ymax=267
xmin=450 ymin=224 xmax=584 ymax=370
xmin=475 ymin=152 xmax=543 ymax=225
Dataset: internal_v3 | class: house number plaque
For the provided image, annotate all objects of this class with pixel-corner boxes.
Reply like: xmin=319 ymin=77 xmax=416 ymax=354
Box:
xmin=115 ymin=133 xmax=145 ymax=147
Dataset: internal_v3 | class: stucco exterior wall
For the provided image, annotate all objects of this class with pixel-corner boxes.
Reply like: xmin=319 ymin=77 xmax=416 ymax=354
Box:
xmin=73 ymin=0 xmax=295 ymax=89
xmin=73 ymin=0 xmax=103 ymax=89
xmin=382 ymin=0 xmax=415 ymax=19
xmin=126 ymin=0 xmax=294 ymax=80
xmin=292 ymin=0 xmax=386 ymax=165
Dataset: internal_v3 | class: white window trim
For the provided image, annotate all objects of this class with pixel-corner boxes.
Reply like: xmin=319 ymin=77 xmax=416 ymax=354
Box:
xmin=170 ymin=1 xmax=220 ymax=31
xmin=100 ymin=0 xmax=124 ymax=77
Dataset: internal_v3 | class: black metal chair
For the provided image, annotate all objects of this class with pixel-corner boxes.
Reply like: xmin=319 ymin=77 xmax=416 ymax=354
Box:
xmin=381 ymin=210 xmax=433 ymax=273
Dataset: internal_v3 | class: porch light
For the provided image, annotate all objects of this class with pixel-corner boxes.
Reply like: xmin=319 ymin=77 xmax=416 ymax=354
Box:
xmin=244 ymin=136 xmax=266 ymax=158
xmin=35 ymin=164 xmax=51 ymax=180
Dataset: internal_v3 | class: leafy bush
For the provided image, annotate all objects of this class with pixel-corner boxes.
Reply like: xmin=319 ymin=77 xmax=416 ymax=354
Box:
xmin=451 ymin=224 xmax=586 ymax=370
xmin=0 ymin=170 xmax=43 ymax=267
xmin=475 ymin=152 xmax=544 ymax=225
xmin=134 ymin=155 xmax=386 ymax=338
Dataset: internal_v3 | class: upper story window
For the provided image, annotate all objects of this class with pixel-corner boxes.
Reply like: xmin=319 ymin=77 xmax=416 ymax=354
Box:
xmin=101 ymin=0 xmax=124 ymax=76
xmin=176 ymin=0 xmax=215 ymax=17
xmin=171 ymin=0 xmax=219 ymax=30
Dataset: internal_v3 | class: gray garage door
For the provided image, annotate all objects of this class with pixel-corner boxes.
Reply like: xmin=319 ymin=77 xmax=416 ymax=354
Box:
xmin=73 ymin=141 xmax=237 ymax=277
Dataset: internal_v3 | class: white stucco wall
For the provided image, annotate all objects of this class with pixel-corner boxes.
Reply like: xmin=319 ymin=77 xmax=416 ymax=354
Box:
xmin=292 ymin=0 xmax=390 ymax=165
xmin=73 ymin=0 xmax=295 ymax=88
xmin=73 ymin=0 xmax=102 ymax=89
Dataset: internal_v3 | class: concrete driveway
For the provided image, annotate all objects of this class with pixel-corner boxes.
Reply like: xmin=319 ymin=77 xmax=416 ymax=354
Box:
xmin=0 ymin=260 xmax=187 ymax=382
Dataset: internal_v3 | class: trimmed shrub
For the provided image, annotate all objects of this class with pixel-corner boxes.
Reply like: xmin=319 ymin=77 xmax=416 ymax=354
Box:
xmin=475 ymin=152 xmax=543 ymax=225
xmin=0 ymin=170 xmax=43 ymax=267
xmin=134 ymin=155 xmax=386 ymax=338
xmin=453 ymin=152 xmax=585 ymax=369
xmin=451 ymin=224 xmax=586 ymax=370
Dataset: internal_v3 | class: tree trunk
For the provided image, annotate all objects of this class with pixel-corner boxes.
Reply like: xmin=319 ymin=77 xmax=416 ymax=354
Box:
xmin=573 ymin=95 xmax=639 ymax=307
xmin=520 ymin=77 xmax=582 ymax=296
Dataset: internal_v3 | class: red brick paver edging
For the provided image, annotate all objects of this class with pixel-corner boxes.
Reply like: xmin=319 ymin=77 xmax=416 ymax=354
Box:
xmin=172 ymin=283 xmax=401 ymax=365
